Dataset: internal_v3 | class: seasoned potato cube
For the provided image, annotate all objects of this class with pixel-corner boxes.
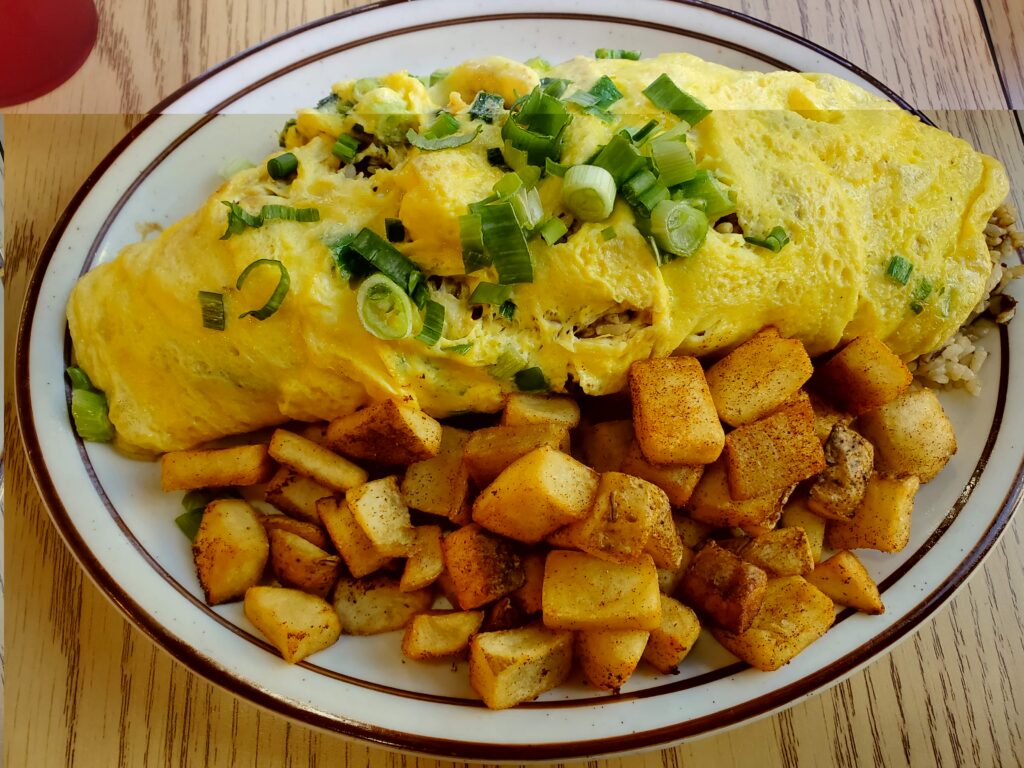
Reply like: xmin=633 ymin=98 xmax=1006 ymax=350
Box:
xmin=262 ymin=515 xmax=332 ymax=552
xmin=401 ymin=610 xmax=485 ymax=660
xmin=620 ymin=440 xmax=704 ymax=507
xmin=332 ymin=575 xmax=433 ymax=635
xmin=317 ymin=496 xmax=391 ymax=578
xmin=542 ymin=550 xmax=661 ymax=631
xmin=718 ymin=527 xmax=814 ymax=576
xmin=513 ymin=551 xmax=546 ymax=615
xmin=814 ymin=335 xmax=912 ymax=416
xmin=806 ymin=550 xmax=884 ymax=614
xmin=483 ymin=596 xmax=530 ymax=632
xmin=161 ymin=444 xmax=275 ymax=492
xmin=265 ymin=467 xmax=333 ymax=524
xmin=630 ymin=356 xmax=725 ymax=465
xmin=644 ymin=484 xmax=686 ymax=571
xmin=807 ymin=424 xmax=874 ymax=520
xmin=826 ymin=474 xmax=918 ymax=552
xmin=297 ymin=421 xmax=330 ymax=446
xmin=687 ymin=458 xmax=784 ymax=530
xmin=442 ymin=524 xmax=524 ymax=609
xmin=656 ymin=548 xmax=694 ymax=595
xmin=400 ymin=426 xmax=471 ymax=520
xmin=724 ymin=399 xmax=825 ymax=500
xmin=268 ymin=528 xmax=342 ymax=598
xmin=473 ymin=446 xmax=599 ymax=544
xmin=712 ymin=576 xmax=835 ymax=671
xmin=705 ymin=333 xmax=814 ymax=427
xmin=678 ymin=541 xmax=767 ymax=633
xmin=326 ymin=398 xmax=442 ymax=464
xmin=674 ymin=515 xmax=714 ymax=549
xmin=463 ymin=423 xmax=571 ymax=487
xmin=469 ymin=624 xmax=573 ymax=710
xmin=400 ymin=525 xmax=444 ymax=592
xmin=779 ymin=498 xmax=826 ymax=563
xmin=642 ymin=595 xmax=701 ymax=673
xmin=244 ymin=586 xmax=341 ymax=664
xmin=193 ymin=499 xmax=269 ymax=605
xmin=346 ymin=476 xmax=415 ymax=557
xmin=268 ymin=429 xmax=367 ymax=493
xmin=581 ymin=420 xmax=634 ymax=472
xmin=552 ymin=472 xmax=658 ymax=563
xmin=576 ymin=629 xmax=649 ymax=690
xmin=502 ymin=393 xmax=581 ymax=429
xmin=857 ymin=388 xmax=957 ymax=482
xmin=809 ymin=391 xmax=853 ymax=444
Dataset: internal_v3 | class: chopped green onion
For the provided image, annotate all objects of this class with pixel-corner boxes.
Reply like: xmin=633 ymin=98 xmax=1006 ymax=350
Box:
xmin=526 ymin=57 xmax=551 ymax=72
xmin=649 ymin=137 xmax=696 ymax=187
xmin=332 ymin=134 xmax=360 ymax=163
xmin=278 ymin=118 xmax=296 ymax=148
xmin=562 ymin=165 xmax=616 ymax=222
xmin=595 ymin=48 xmax=641 ymax=60
xmin=622 ymin=169 xmax=660 ymax=206
xmin=744 ymin=226 xmax=790 ymax=253
xmin=444 ymin=342 xmax=473 ymax=355
xmin=602 ymin=226 xmax=617 ymax=241
xmin=590 ymin=134 xmax=649 ymax=186
xmin=198 ymin=291 xmax=225 ymax=331
xmin=491 ymin=349 xmax=527 ymax=379
xmin=357 ymin=273 xmax=416 ymax=340
xmin=642 ymin=73 xmax=711 ymax=126
xmin=502 ymin=86 xmax=572 ymax=166
xmin=261 ymin=205 xmax=320 ymax=223
xmin=539 ymin=77 xmax=571 ymax=98
xmin=494 ymin=172 xmax=524 ymax=199
xmin=635 ymin=183 xmax=670 ymax=216
xmin=429 ymin=68 xmax=451 ymax=86
xmin=510 ymin=187 xmax=544 ymax=230
xmin=416 ymin=300 xmax=446 ymax=346
xmin=567 ymin=75 xmax=623 ymax=119
xmin=236 ymin=259 xmax=291 ymax=320
xmin=627 ymin=119 xmax=660 ymax=144
xmin=469 ymin=282 xmax=513 ymax=305
xmin=407 ymin=123 xmax=481 ymax=151
xmin=481 ymin=201 xmax=534 ymax=284
xmin=316 ymin=93 xmax=340 ymax=111
xmin=66 ymin=366 xmax=114 ymax=442
xmin=327 ymin=233 xmax=373 ymax=281
xmin=469 ymin=91 xmax=505 ymax=123
xmin=460 ymin=213 xmax=490 ymax=272
xmin=219 ymin=157 xmax=255 ymax=180
xmin=538 ymin=217 xmax=569 ymax=245
xmin=267 ymin=152 xmax=298 ymax=180
xmin=424 ymin=112 xmax=459 ymax=139
xmin=544 ymin=158 xmax=569 ymax=177
xmin=886 ymin=255 xmax=914 ymax=285
xmin=672 ymin=170 xmax=736 ymax=220
xmin=514 ymin=367 xmax=549 ymax=392
xmin=345 ymin=228 xmax=426 ymax=297
xmin=911 ymin=278 xmax=933 ymax=312
xmin=220 ymin=201 xmax=320 ymax=239
xmin=650 ymin=200 xmax=709 ymax=261
xmin=647 ymin=235 xmax=663 ymax=264
xmin=66 ymin=366 xmax=93 ymax=391
xmin=385 ymin=218 xmax=406 ymax=243
xmin=487 ymin=147 xmax=507 ymax=168
xmin=353 ymin=77 xmax=382 ymax=99
xmin=499 ymin=300 xmax=517 ymax=320
xmin=175 ymin=489 xmax=216 ymax=541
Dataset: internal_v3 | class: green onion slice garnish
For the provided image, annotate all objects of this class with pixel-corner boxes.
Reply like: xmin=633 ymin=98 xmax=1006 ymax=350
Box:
xmin=642 ymin=73 xmax=711 ymax=127
xmin=538 ymin=216 xmax=569 ymax=245
xmin=744 ymin=226 xmax=791 ymax=253
xmin=886 ymin=255 xmax=914 ymax=285
xmin=567 ymin=75 xmax=623 ymax=119
xmin=444 ymin=342 xmax=473 ymax=355
xmin=460 ymin=213 xmax=490 ymax=272
xmin=66 ymin=366 xmax=115 ymax=443
xmin=480 ymin=201 xmax=534 ymax=284
xmin=601 ymin=226 xmax=617 ymax=241
xmin=407 ymin=123 xmax=482 ymax=151
xmin=514 ymin=366 xmax=549 ymax=392
xmin=220 ymin=201 xmax=320 ymax=239
xmin=649 ymin=136 xmax=697 ymax=187
xmin=590 ymin=134 xmax=649 ymax=186
xmin=469 ymin=282 xmax=514 ymax=305
xmin=66 ymin=366 xmax=93 ymax=391
xmin=235 ymin=259 xmax=291 ymax=320
xmin=650 ymin=199 xmax=709 ymax=261
xmin=493 ymin=172 xmax=524 ymax=199
xmin=490 ymin=349 xmax=527 ymax=379
xmin=510 ymin=188 xmax=544 ymax=230
xmin=502 ymin=85 xmax=572 ymax=166
xmin=267 ymin=152 xmax=298 ymax=180
xmin=498 ymin=300 xmax=517 ymax=320
xmin=595 ymin=48 xmax=641 ymax=60
xmin=357 ymin=273 xmax=416 ymax=340
xmin=385 ymin=218 xmax=406 ymax=242
xmin=544 ymin=158 xmax=569 ymax=177
xmin=672 ymin=170 xmax=736 ymax=221
xmin=332 ymin=134 xmax=360 ymax=163
xmin=424 ymin=112 xmax=459 ymax=139
xmin=345 ymin=228 xmax=426 ymax=297
xmin=562 ymin=165 xmax=616 ymax=222
xmin=198 ymin=291 xmax=226 ymax=331
xmin=911 ymin=278 xmax=934 ymax=312
xmin=175 ymin=489 xmax=215 ymax=541
xmin=415 ymin=300 xmax=446 ymax=346
xmin=526 ymin=57 xmax=551 ymax=72
xmin=627 ymin=119 xmax=660 ymax=144
xmin=429 ymin=68 xmax=451 ymax=86
xmin=469 ymin=91 xmax=506 ymax=123
xmin=539 ymin=77 xmax=571 ymax=98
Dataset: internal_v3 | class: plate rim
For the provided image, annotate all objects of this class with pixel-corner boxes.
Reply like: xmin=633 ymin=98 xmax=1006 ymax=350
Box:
xmin=15 ymin=0 xmax=1024 ymax=759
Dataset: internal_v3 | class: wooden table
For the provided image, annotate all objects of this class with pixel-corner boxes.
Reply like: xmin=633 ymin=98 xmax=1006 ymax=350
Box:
xmin=5 ymin=1 xmax=1023 ymax=765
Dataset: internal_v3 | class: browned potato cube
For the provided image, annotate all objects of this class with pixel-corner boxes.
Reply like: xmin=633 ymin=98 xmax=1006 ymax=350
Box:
xmin=724 ymin=399 xmax=825 ymax=500
xmin=826 ymin=474 xmax=919 ymax=552
xmin=442 ymin=524 xmax=524 ymax=610
xmin=332 ymin=575 xmax=433 ymax=635
xmin=678 ymin=541 xmax=767 ymax=633
xmin=161 ymin=444 xmax=275 ymax=492
xmin=642 ymin=595 xmax=701 ymax=673
xmin=265 ymin=467 xmax=333 ymax=524
xmin=620 ymin=440 xmax=704 ymax=507
xmin=712 ymin=576 xmax=834 ymax=671
xmin=814 ymin=336 xmax=913 ymax=416
xmin=473 ymin=446 xmax=599 ymax=544
xmin=674 ymin=515 xmax=714 ymax=549
xmin=807 ymin=424 xmax=874 ymax=520
xmin=400 ymin=426 xmax=471 ymax=520
xmin=346 ymin=476 xmax=415 ymax=557
xmin=483 ymin=597 xmax=530 ymax=632
xmin=644 ymin=484 xmax=686 ymax=571
xmin=576 ymin=629 xmax=649 ymax=690
xmin=400 ymin=525 xmax=444 ymax=592
xmin=317 ymin=495 xmax=391 ymax=578
xmin=718 ymin=527 xmax=814 ymax=576
xmin=262 ymin=515 xmax=332 ymax=552
xmin=268 ymin=528 xmax=342 ymax=598
xmin=656 ymin=549 xmax=694 ymax=596
xmin=552 ymin=472 xmax=658 ymax=563
xmin=502 ymin=393 xmax=581 ymax=429
xmin=268 ymin=429 xmax=368 ymax=492
xmin=297 ymin=421 xmax=330 ymax=446
xmin=856 ymin=388 xmax=957 ymax=482
xmin=806 ymin=550 xmax=884 ymax=614
xmin=686 ymin=458 xmax=785 ymax=530
xmin=401 ymin=610 xmax=485 ymax=660
xmin=630 ymin=357 xmax=725 ymax=465
xmin=193 ymin=499 xmax=269 ymax=605
xmin=469 ymin=624 xmax=574 ymax=709
xmin=809 ymin=391 xmax=853 ymax=443
xmin=705 ymin=333 xmax=814 ymax=427
xmin=513 ymin=551 xmax=546 ymax=615
xmin=542 ymin=550 xmax=661 ymax=631
xmin=779 ymin=498 xmax=826 ymax=563
xmin=463 ymin=423 xmax=571 ymax=487
xmin=581 ymin=420 xmax=634 ymax=472
xmin=326 ymin=398 xmax=442 ymax=464
xmin=244 ymin=586 xmax=341 ymax=663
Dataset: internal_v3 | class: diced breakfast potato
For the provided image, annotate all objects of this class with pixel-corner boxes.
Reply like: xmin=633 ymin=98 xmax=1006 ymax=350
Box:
xmin=268 ymin=528 xmax=342 ymax=598
xmin=712 ymin=576 xmax=835 ymax=671
xmin=268 ymin=429 xmax=368 ymax=492
xmin=724 ymin=398 xmax=825 ymax=500
xmin=473 ymin=446 xmax=599 ymax=543
xmin=779 ymin=498 xmax=826 ymax=563
xmin=718 ymin=527 xmax=814 ymax=576
xmin=326 ymin=398 xmax=442 ymax=464
xmin=814 ymin=335 xmax=913 ymax=416
xmin=542 ymin=550 xmax=661 ymax=631
xmin=346 ymin=476 xmax=415 ymax=557
xmin=674 ymin=515 xmax=714 ymax=549
xmin=400 ymin=426 xmax=471 ymax=520
xmin=400 ymin=525 xmax=445 ymax=592
xmin=576 ymin=629 xmax=649 ymax=690
xmin=469 ymin=624 xmax=574 ymax=710
xmin=462 ymin=423 xmax=571 ymax=487
xmin=442 ymin=524 xmax=524 ymax=609
xmin=161 ymin=444 xmax=275 ymax=492
xmin=656 ymin=555 xmax=693 ymax=596
xmin=502 ymin=393 xmax=581 ymax=429
xmin=262 ymin=515 xmax=332 ymax=552
xmin=856 ymin=388 xmax=957 ymax=482
xmin=317 ymin=495 xmax=391 ymax=578
xmin=705 ymin=331 xmax=814 ymax=427
xmin=809 ymin=391 xmax=853 ymax=443
xmin=826 ymin=474 xmax=919 ymax=552
xmin=402 ymin=610 xmax=485 ymax=660
xmin=265 ymin=467 xmax=333 ymax=524
xmin=642 ymin=595 xmax=701 ymax=673
xmin=644 ymin=485 xmax=686 ymax=571
xmin=620 ymin=440 xmax=704 ymax=507
xmin=686 ymin=458 xmax=784 ymax=530
xmin=678 ymin=541 xmax=767 ymax=634
xmin=483 ymin=596 xmax=530 ymax=632
xmin=193 ymin=499 xmax=269 ymax=605
xmin=244 ymin=586 xmax=341 ymax=664
xmin=806 ymin=550 xmax=884 ymax=614
xmin=513 ymin=551 xmax=546 ymax=615
xmin=297 ymin=421 xmax=330 ymax=446
xmin=581 ymin=420 xmax=634 ymax=472
xmin=332 ymin=575 xmax=433 ymax=635
xmin=807 ymin=424 xmax=874 ymax=520
xmin=630 ymin=356 xmax=725 ymax=465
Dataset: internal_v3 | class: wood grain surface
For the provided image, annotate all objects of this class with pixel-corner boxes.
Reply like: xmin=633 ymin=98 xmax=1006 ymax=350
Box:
xmin=4 ymin=1 xmax=1024 ymax=765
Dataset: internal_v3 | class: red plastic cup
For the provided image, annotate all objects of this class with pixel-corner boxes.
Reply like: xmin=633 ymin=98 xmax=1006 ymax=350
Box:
xmin=0 ymin=0 xmax=99 ymax=107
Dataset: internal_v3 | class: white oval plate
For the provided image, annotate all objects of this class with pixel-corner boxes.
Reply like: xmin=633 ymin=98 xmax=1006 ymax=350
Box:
xmin=16 ymin=0 xmax=1024 ymax=759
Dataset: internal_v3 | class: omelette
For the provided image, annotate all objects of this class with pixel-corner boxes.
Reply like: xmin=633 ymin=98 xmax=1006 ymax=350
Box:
xmin=66 ymin=53 xmax=1009 ymax=452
